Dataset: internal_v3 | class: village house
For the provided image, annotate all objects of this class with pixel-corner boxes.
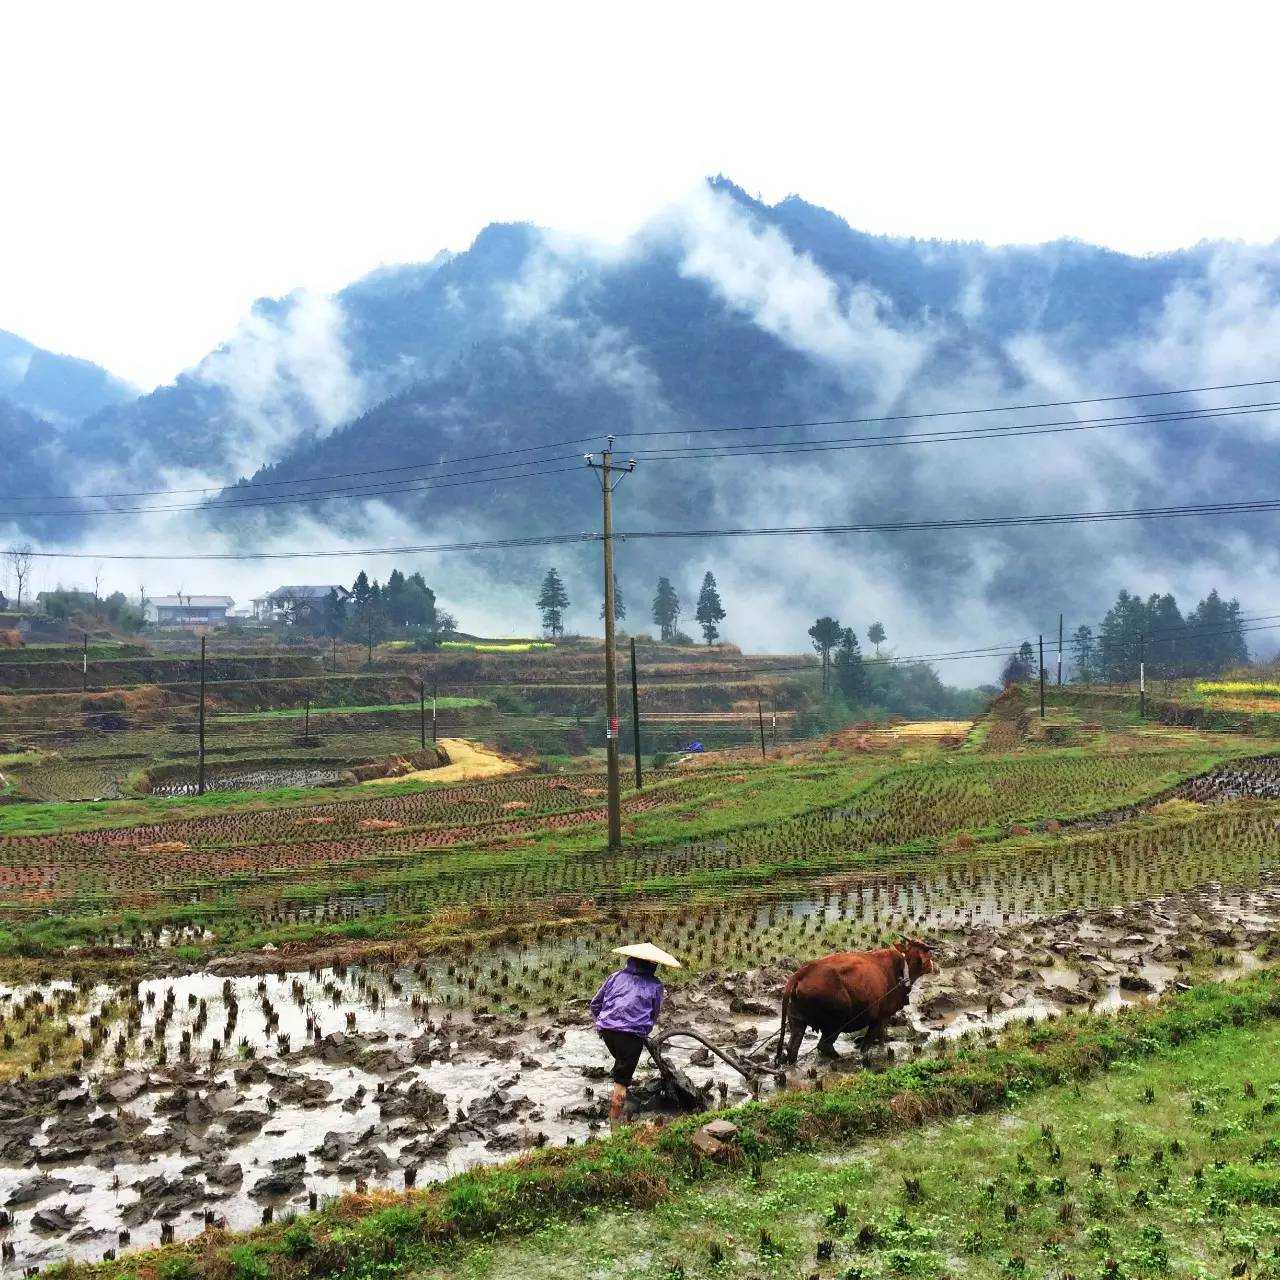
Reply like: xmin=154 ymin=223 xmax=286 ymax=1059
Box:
xmin=144 ymin=594 xmax=235 ymax=630
xmin=251 ymin=585 xmax=349 ymax=622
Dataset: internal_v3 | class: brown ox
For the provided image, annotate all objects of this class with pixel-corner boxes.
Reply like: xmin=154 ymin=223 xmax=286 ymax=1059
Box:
xmin=775 ymin=938 xmax=935 ymax=1064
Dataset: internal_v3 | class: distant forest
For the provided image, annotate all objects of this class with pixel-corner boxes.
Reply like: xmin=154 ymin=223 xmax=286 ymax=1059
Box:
xmin=1002 ymin=588 xmax=1250 ymax=685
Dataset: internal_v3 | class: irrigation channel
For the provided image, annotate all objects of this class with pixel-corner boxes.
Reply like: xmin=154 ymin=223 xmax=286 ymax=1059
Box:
xmin=3 ymin=757 xmax=1280 ymax=1265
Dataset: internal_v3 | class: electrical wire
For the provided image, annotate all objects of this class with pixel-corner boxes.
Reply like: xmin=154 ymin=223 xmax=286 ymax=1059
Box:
xmin=6 ymin=376 xmax=1279 ymax=505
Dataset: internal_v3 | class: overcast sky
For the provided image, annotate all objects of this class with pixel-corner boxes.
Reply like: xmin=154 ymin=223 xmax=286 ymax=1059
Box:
xmin=3 ymin=0 xmax=1278 ymax=390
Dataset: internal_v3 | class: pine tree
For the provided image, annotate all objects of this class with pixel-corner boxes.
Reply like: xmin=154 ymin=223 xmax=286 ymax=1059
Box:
xmin=834 ymin=627 xmax=867 ymax=701
xmin=1187 ymin=588 xmax=1248 ymax=675
xmin=1000 ymin=641 xmax=1036 ymax=686
xmin=321 ymin=589 xmax=346 ymax=639
xmin=598 ymin=574 xmax=626 ymax=622
xmin=1145 ymin=593 xmax=1185 ymax=679
xmin=695 ymin=572 xmax=726 ymax=645
xmin=537 ymin=568 xmax=569 ymax=638
xmin=1098 ymin=590 xmax=1145 ymax=681
xmin=651 ymin=577 xmax=681 ymax=642
xmin=867 ymin=621 xmax=886 ymax=656
xmin=1070 ymin=624 xmax=1097 ymax=683
xmin=808 ymin=616 xmax=843 ymax=693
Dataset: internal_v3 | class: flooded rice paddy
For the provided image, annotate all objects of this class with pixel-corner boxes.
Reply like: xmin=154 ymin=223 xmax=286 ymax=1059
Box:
xmin=3 ymin=755 xmax=1280 ymax=1267
xmin=1 ymin=870 xmax=1278 ymax=1269
xmin=147 ymin=766 xmax=350 ymax=798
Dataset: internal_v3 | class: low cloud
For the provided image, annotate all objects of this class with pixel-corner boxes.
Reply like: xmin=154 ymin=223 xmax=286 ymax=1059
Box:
xmin=195 ymin=290 xmax=368 ymax=475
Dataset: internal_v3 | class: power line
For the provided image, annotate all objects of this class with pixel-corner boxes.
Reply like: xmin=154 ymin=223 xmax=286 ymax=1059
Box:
xmin=25 ymin=397 xmax=1272 ymax=521
xmin=8 ymin=376 xmax=1278 ymax=507
xmin=612 ymin=377 xmax=1280 ymax=441
xmin=618 ymin=498 xmax=1280 ymax=543
xmin=630 ymin=402 xmax=1280 ymax=463
xmin=10 ymin=495 xmax=1280 ymax=564
xmin=0 ymin=459 xmax=585 ymax=519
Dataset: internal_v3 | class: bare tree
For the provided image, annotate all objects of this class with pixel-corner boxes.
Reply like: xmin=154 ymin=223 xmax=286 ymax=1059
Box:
xmin=7 ymin=545 xmax=33 ymax=610
xmin=93 ymin=563 xmax=105 ymax=602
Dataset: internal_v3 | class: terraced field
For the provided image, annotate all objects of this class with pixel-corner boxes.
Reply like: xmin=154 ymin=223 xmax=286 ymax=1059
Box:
xmin=0 ymin=723 xmax=1267 ymax=962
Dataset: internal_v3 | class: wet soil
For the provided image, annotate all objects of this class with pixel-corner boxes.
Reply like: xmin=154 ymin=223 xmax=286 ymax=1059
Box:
xmin=0 ymin=877 xmax=1276 ymax=1269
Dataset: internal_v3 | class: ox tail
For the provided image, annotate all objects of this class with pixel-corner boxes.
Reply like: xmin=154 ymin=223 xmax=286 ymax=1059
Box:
xmin=775 ymin=976 xmax=794 ymax=1066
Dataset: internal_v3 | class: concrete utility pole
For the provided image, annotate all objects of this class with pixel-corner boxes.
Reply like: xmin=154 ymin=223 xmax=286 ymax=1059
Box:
xmin=1138 ymin=631 xmax=1147 ymax=720
xmin=1038 ymin=634 xmax=1046 ymax=720
xmin=197 ymin=635 xmax=207 ymax=796
xmin=629 ymin=637 xmax=643 ymax=792
xmin=586 ymin=438 xmax=636 ymax=851
xmin=1057 ymin=613 xmax=1064 ymax=686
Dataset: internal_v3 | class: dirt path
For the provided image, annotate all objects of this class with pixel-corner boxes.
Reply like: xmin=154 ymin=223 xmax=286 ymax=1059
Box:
xmin=373 ymin=737 xmax=519 ymax=786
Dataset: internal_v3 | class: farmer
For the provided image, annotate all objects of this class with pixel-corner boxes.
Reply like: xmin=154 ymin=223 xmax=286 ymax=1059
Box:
xmin=590 ymin=942 xmax=681 ymax=1130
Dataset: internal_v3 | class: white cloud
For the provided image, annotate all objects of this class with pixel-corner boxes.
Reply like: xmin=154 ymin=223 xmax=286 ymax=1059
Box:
xmin=672 ymin=186 xmax=933 ymax=410
xmin=194 ymin=290 xmax=367 ymax=474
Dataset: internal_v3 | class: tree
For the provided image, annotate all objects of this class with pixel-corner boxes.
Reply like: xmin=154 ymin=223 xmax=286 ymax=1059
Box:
xmin=868 ymin=621 xmax=886 ymax=656
xmin=599 ymin=574 xmax=626 ymax=623
xmin=695 ymin=572 xmax=726 ymax=644
xmin=1186 ymin=588 xmax=1248 ymax=675
xmin=321 ymin=589 xmax=347 ymax=638
xmin=1070 ymin=624 xmax=1097 ymax=683
xmin=1000 ymin=641 xmax=1035 ymax=686
xmin=1145 ymin=593 xmax=1185 ymax=680
xmin=808 ymin=616 xmax=843 ymax=693
xmin=1098 ymin=589 xmax=1145 ymax=682
xmin=651 ymin=577 xmax=681 ymax=642
xmin=6 ymin=545 xmax=32 ymax=609
xmin=834 ymin=627 xmax=867 ymax=701
xmin=537 ymin=568 xmax=569 ymax=638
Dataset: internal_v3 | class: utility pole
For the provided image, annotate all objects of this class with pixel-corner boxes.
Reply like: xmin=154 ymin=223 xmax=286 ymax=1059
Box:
xmin=1057 ymin=613 xmax=1063 ymax=686
xmin=1038 ymin=634 xmax=1046 ymax=720
xmin=1138 ymin=631 xmax=1147 ymax=720
xmin=197 ymin=635 xmax=207 ymax=796
xmin=586 ymin=438 xmax=636 ymax=851
xmin=431 ymin=680 xmax=438 ymax=743
xmin=629 ymin=638 xmax=643 ymax=791
xmin=82 ymin=631 xmax=89 ymax=693
xmin=757 ymin=697 xmax=767 ymax=760
xmin=419 ymin=679 xmax=426 ymax=749
xmin=331 ymin=635 xmax=338 ymax=674
xmin=304 ymin=696 xmax=311 ymax=739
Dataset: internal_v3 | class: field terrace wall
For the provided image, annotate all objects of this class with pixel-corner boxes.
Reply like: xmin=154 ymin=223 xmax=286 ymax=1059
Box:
xmin=0 ymin=654 xmax=326 ymax=692
xmin=1047 ymin=685 xmax=1280 ymax=736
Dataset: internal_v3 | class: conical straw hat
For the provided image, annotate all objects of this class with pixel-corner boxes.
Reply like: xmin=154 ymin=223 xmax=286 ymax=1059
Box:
xmin=613 ymin=942 xmax=682 ymax=968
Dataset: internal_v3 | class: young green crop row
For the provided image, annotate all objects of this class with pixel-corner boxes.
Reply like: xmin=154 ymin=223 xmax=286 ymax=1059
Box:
xmin=1 ymin=745 xmax=1274 ymax=963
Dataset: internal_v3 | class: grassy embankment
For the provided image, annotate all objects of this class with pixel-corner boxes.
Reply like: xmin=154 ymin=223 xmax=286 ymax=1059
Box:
xmin=64 ymin=970 xmax=1280 ymax=1280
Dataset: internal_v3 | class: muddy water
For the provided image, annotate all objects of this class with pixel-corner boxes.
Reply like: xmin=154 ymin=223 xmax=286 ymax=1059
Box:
xmin=149 ymin=766 xmax=347 ymax=798
xmin=2 ymin=877 xmax=1279 ymax=1270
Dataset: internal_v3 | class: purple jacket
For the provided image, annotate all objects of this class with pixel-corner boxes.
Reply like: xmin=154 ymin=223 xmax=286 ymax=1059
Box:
xmin=591 ymin=959 xmax=664 ymax=1037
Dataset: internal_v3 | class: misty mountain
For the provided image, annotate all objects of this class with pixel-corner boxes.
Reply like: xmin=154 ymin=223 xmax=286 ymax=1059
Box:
xmin=10 ymin=177 xmax=1280 ymax=657
xmin=0 ymin=329 xmax=136 ymax=426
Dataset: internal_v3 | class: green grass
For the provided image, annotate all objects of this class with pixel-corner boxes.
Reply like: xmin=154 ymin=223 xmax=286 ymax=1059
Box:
xmin=424 ymin=986 xmax=1280 ymax=1278
xmin=70 ymin=971 xmax=1280 ymax=1280
xmin=0 ymin=772 xmax=456 ymax=836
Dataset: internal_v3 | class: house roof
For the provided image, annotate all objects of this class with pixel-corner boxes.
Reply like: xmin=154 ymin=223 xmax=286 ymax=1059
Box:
xmin=150 ymin=596 xmax=234 ymax=608
xmin=255 ymin=585 xmax=349 ymax=603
